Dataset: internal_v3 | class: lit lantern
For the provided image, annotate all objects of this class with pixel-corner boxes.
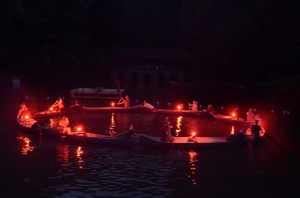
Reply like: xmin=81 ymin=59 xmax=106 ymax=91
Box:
xmin=177 ymin=105 xmax=182 ymax=111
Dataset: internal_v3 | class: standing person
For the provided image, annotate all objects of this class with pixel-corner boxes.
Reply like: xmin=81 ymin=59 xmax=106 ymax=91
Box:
xmin=117 ymin=95 xmax=130 ymax=108
xmin=250 ymin=120 xmax=263 ymax=141
xmin=17 ymin=103 xmax=29 ymax=121
xmin=246 ymin=108 xmax=256 ymax=122
xmin=160 ymin=117 xmax=173 ymax=142
xmin=188 ymin=100 xmax=198 ymax=111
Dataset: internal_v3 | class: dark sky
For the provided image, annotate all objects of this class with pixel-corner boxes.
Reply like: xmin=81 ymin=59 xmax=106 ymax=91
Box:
xmin=0 ymin=0 xmax=299 ymax=86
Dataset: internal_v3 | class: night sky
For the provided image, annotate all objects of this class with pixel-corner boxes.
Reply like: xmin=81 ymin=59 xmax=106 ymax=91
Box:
xmin=0 ymin=0 xmax=299 ymax=88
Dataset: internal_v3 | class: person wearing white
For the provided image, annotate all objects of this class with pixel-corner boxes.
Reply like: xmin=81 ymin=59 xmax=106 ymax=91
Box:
xmin=142 ymin=100 xmax=154 ymax=109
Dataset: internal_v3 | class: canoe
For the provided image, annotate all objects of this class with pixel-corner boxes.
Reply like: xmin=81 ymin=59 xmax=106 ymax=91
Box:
xmin=210 ymin=113 xmax=253 ymax=127
xmin=151 ymin=108 xmax=212 ymax=117
xmin=16 ymin=118 xmax=64 ymax=140
xmin=79 ymin=105 xmax=152 ymax=113
xmin=16 ymin=118 xmax=38 ymax=133
xmin=139 ymin=134 xmax=248 ymax=150
xmin=33 ymin=106 xmax=80 ymax=118
xmin=79 ymin=105 xmax=212 ymax=117
xmin=64 ymin=132 xmax=140 ymax=147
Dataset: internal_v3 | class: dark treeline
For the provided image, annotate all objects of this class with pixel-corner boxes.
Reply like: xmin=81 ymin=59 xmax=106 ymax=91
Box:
xmin=0 ymin=0 xmax=299 ymax=88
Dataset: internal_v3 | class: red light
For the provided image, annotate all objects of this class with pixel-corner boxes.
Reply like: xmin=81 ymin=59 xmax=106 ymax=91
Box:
xmin=111 ymin=102 xmax=115 ymax=107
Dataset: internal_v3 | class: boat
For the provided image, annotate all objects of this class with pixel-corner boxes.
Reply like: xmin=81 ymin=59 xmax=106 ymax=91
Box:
xmin=79 ymin=105 xmax=212 ymax=117
xmin=70 ymin=87 xmax=124 ymax=100
xmin=79 ymin=105 xmax=153 ymax=113
xmin=151 ymin=108 xmax=212 ymax=117
xmin=64 ymin=131 xmax=140 ymax=147
xmin=16 ymin=117 xmax=64 ymax=140
xmin=139 ymin=134 xmax=248 ymax=150
xmin=210 ymin=113 xmax=253 ymax=127
xmin=33 ymin=105 xmax=80 ymax=119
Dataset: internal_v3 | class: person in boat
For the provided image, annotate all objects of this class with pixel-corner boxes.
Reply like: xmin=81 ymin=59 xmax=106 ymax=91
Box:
xmin=142 ymin=100 xmax=155 ymax=109
xmin=52 ymin=98 xmax=65 ymax=112
xmin=206 ymin=104 xmax=217 ymax=114
xmin=57 ymin=116 xmax=71 ymax=134
xmin=160 ymin=117 xmax=173 ymax=142
xmin=250 ymin=119 xmax=263 ymax=141
xmin=17 ymin=103 xmax=29 ymax=121
xmin=117 ymin=95 xmax=130 ymax=108
xmin=117 ymin=124 xmax=135 ymax=138
xmin=246 ymin=108 xmax=256 ymax=122
xmin=188 ymin=100 xmax=198 ymax=111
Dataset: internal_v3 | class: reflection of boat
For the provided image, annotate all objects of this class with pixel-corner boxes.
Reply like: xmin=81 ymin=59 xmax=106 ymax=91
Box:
xmin=16 ymin=118 xmax=63 ymax=140
xmin=70 ymin=87 xmax=124 ymax=100
xmin=139 ymin=134 xmax=248 ymax=150
xmin=65 ymin=132 xmax=140 ymax=147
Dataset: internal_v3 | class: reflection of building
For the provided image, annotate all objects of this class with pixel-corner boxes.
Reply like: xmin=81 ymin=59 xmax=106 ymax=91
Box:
xmin=109 ymin=47 xmax=187 ymax=100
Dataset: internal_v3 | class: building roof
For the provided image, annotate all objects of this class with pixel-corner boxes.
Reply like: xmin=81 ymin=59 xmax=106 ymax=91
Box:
xmin=108 ymin=47 xmax=188 ymax=60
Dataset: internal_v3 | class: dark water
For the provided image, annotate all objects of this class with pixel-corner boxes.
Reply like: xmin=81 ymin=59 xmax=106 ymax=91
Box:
xmin=1 ymin=88 xmax=300 ymax=198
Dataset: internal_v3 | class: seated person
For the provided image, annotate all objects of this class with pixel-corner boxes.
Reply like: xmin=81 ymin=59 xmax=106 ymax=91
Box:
xmin=57 ymin=116 xmax=71 ymax=133
xmin=117 ymin=95 xmax=130 ymax=108
xmin=142 ymin=100 xmax=155 ymax=109
xmin=52 ymin=98 xmax=65 ymax=111
xmin=117 ymin=124 xmax=135 ymax=138
xmin=17 ymin=103 xmax=29 ymax=121
xmin=206 ymin=104 xmax=217 ymax=115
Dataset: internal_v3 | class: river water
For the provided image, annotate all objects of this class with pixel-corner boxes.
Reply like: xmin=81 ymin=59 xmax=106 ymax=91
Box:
xmin=0 ymin=87 xmax=299 ymax=198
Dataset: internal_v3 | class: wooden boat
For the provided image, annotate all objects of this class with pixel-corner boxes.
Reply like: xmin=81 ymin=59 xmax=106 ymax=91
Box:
xmin=33 ymin=105 xmax=80 ymax=119
xmin=139 ymin=134 xmax=248 ymax=150
xmin=70 ymin=87 xmax=124 ymax=100
xmin=79 ymin=105 xmax=212 ymax=117
xmin=210 ymin=113 xmax=253 ymax=127
xmin=16 ymin=117 xmax=63 ymax=140
xmin=79 ymin=105 xmax=153 ymax=113
xmin=151 ymin=108 xmax=212 ymax=117
xmin=64 ymin=131 xmax=140 ymax=147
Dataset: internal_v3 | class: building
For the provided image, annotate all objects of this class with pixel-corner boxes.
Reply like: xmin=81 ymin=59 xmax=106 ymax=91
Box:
xmin=109 ymin=47 xmax=187 ymax=101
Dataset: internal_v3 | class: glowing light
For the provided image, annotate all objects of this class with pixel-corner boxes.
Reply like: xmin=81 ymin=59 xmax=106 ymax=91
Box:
xmin=76 ymin=126 xmax=82 ymax=132
xmin=111 ymin=102 xmax=115 ymax=107
xmin=24 ymin=115 xmax=30 ymax=119
xmin=231 ymin=126 xmax=235 ymax=134
xmin=176 ymin=105 xmax=182 ymax=110
xmin=191 ymin=132 xmax=196 ymax=137
xmin=231 ymin=112 xmax=236 ymax=117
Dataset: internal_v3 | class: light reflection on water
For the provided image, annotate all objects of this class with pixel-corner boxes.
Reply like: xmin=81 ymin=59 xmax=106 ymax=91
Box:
xmin=13 ymin=113 xmax=300 ymax=198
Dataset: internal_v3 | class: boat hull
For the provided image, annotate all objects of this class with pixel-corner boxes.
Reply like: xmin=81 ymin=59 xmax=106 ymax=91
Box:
xmin=139 ymin=135 xmax=248 ymax=150
xmin=65 ymin=132 xmax=140 ymax=147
